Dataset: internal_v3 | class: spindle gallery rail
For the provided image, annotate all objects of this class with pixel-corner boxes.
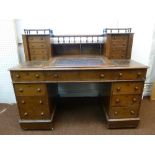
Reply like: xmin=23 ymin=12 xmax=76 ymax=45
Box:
xmin=103 ymin=28 xmax=132 ymax=34
xmin=51 ymin=34 xmax=105 ymax=44
xmin=24 ymin=29 xmax=53 ymax=35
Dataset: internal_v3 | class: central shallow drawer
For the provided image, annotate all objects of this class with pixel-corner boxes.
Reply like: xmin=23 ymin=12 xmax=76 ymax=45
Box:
xmin=45 ymin=71 xmax=79 ymax=81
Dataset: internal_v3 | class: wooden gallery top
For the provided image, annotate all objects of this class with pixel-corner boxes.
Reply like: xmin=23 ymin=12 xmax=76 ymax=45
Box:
xmin=10 ymin=28 xmax=148 ymax=130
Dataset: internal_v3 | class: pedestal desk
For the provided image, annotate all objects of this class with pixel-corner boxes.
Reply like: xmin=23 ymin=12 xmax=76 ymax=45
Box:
xmin=10 ymin=28 xmax=147 ymax=129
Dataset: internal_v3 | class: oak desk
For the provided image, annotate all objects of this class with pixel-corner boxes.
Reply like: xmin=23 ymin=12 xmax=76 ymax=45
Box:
xmin=10 ymin=56 xmax=147 ymax=129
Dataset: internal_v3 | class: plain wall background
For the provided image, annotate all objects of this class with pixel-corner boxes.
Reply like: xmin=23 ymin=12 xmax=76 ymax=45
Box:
xmin=0 ymin=0 xmax=155 ymax=103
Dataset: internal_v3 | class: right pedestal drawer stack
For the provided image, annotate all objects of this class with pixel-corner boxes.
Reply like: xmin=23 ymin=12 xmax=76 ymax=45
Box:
xmin=110 ymin=81 xmax=144 ymax=118
xmin=103 ymin=65 xmax=147 ymax=128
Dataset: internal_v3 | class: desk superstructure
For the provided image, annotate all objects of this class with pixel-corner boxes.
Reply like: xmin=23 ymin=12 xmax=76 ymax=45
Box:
xmin=10 ymin=28 xmax=147 ymax=129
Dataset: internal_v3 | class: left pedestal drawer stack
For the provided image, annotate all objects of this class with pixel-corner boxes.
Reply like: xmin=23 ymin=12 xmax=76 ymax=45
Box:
xmin=11 ymin=71 xmax=54 ymax=130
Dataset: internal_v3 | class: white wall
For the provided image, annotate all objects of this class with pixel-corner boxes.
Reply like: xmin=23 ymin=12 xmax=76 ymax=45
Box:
xmin=0 ymin=0 xmax=155 ymax=103
xmin=0 ymin=20 xmax=19 ymax=103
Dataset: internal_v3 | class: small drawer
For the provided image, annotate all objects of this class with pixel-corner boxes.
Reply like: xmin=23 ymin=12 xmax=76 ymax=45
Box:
xmin=111 ymin=41 xmax=128 ymax=46
xmin=45 ymin=71 xmax=79 ymax=81
xmin=115 ymin=69 xmax=146 ymax=80
xmin=111 ymin=95 xmax=142 ymax=107
xmin=112 ymin=82 xmax=144 ymax=95
xmin=29 ymin=43 xmax=47 ymax=48
xmin=16 ymin=96 xmax=51 ymax=119
xmin=29 ymin=48 xmax=48 ymax=55
xmin=31 ymin=54 xmax=49 ymax=60
xmin=111 ymin=34 xmax=129 ymax=41
xmin=110 ymin=52 xmax=126 ymax=59
xmin=109 ymin=106 xmax=139 ymax=119
xmin=79 ymin=70 xmax=114 ymax=81
xmin=14 ymin=84 xmax=47 ymax=96
xmin=111 ymin=47 xmax=127 ymax=52
xmin=11 ymin=71 xmax=44 ymax=82
xmin=28 ymin=36 xmax=46 ymax=43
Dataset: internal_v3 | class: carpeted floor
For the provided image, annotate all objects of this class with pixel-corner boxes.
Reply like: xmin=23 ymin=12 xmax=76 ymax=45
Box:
xmin=0 ymin=97 xmax=155 ymax=135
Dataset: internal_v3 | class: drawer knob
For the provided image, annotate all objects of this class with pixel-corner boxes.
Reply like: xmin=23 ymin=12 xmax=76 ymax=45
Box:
xmin=24 ymin=112 xmax=28 ymax=116
xmin=16 ymin=74 xmax=20 ymax=78
xmin=37 ymin=88 xmax=41 ymax=92
xmin=132 ymin=98 xmax=137 ymax=102
xmin=21 ymin=100 xmax=25 ymax=104
xmin=135 ymin=87 xmax=139 ymax=91
xmin=119 ymin=73 xmax=123 ymax=77
xmin=41 ymin=112 xmax=44 ymax=116
xmin=100 ymin=74 xmax=105 ymax=78
xmin=35 ymin=74 xmax=40 ymax=78
xmin=130 ymin=110 xmax=135 ymax=115
xmin=54 ymin=74 xmax=58 ymax=78
xmin=115 ymin=98 xmax=120 ymax=103
xmin=137 ymin=72 xmax=142 ymax=77
xmin=19 ymin=88 xmax=23 ymax=92
xmin=39 ymin=100 xmax=43 ymax=104
xmin=114 ymin=111 xmax=118 ymax=115
xmin=116 ymin=87 xmax=121 ymax=91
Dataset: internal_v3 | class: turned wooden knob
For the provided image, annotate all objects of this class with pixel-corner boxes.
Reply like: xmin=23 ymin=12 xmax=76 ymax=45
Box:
xmin=24 ymin=112 xmax=28 ymax=116
xmin=54 ymin=74 xmax=58 ymax=78
xmin=135 ymin=86 xmax=139 ymax=91
xmin=21 ymin=100 xmax=25 ymax=104
xmin=35 ymin=74 xmax=40 ymax=78
xmin=19 ymin=88 xmax=23 ymax=92
xmin=39 ymin=100 xmax=43 ymax=104
xmin=37 ymin=88 xmax=41 ymax=92
xmin=119 ymin=72 xmax=123 ymax=77
xmin=16 ymin=74 xmax=20 ymax=78
xmin=100 ymin=74 xmax=104 ymax=78
xmin=115 ymin=98 xmax=120 ymax=103
xmin=132 ymin=98 xmax=137 ymax=102
xmin=116 ymin=87 xmax=121 ymax=91
xmin=137 ymin=72 xmax=142 ymax=76
xmin=41 ymin=112 xmax=44 ymax=116
xmin=130 ymin=110 xmax=135 ymax=115
xmin=114 ymin=111 xmax=118 ymax=115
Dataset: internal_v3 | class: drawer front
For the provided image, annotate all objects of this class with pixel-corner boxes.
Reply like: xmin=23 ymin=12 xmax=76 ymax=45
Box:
xmin=16 ymin=96 xmax=51 ymax=119
xmin=29 ymin=43 xmax=47 ymax=48
xmin=109 ymin=106 xmax=139 ymax=119
xmin=11 ymin=71 xmax=44 ymax=82
xmin=79 ymin=70 xmax=114 ymax=81
xmin=28 ymin=36 xmax=46 ymax=43
xmin=111 ymin=94 xmax=142 ymax=107
xmin=45 ymin=71 xmax=79 ymax=81
xmin=29 ymin=48 xmax=48 ymax=55
xmin=14 ymin=84 xmax=47 ymax=96
xmin=112 ymin=82 xmax=144 ymax=95
xmin=31 ymin=54 xmax=49 ymax=60
xmin=111 ymin=34 xmax=129 ymax=41
xmin=110 ymin=52 xmax=126 ymax=59
xmin=115 ymin=69 xmax=146 ymax=80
